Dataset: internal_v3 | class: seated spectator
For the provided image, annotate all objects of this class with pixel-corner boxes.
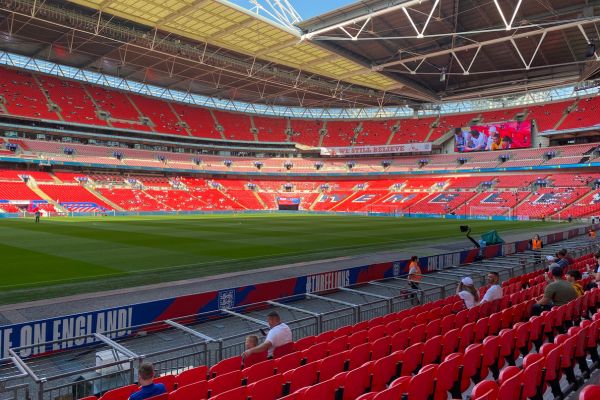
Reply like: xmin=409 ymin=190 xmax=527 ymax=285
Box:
xmin=532 ymin=265 xmax=578 ymax=315
xmin=585 ymin=251 xmax=600 ymax=289
xmin=242 ymin=311 xmax=292 ymax=358
xmin=245 ymin=335 xmax=259 ymax=350
xmin=129 ymin=362 xmax=166 ymax=400
xmin=565 ymin=270 xmax=584 ymax=297
xmin=457 ymin=277 xmax=479 ymax=309
xmin=480 ymin=272 xmax=503 ymax=303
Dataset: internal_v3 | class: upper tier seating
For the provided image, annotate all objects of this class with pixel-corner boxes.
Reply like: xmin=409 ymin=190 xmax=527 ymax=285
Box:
xmin=0 ymin=68 xmax=58 ymax=120
xmin=254 ymin=116 xmax=289 ymax=143
xmin=526 ymin=100 xmax=571 ymax=131
xmin=213 ymin=111 xmax=254 ymax=142
xmin=129 ymin=94 xmax=186 ymax=136
xmin=290 ymin=120 xmax=323 ymax=147
xmin=355 ymin=121 xmax=395 ymax=146
xmin=171 ymin=103 xmax=221 ymax=140
xmin=37 ymin=75 xmax=106 ymax=126
xmin=559 ymin=96 xmax=600 ymax=130
xmin=322 ymin=121 xmax=359 ymax=147
xmin=390 ymin=117 xmax=435 ymax=144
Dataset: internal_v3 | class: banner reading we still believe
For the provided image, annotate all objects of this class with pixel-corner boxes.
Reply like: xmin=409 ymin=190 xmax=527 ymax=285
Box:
xmin=320 ymin=142 xmax=432 ymax=157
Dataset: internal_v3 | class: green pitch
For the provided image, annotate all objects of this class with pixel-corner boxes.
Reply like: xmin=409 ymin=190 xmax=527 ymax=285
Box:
xmin=0 ymin=214 xmax=553 ymax=304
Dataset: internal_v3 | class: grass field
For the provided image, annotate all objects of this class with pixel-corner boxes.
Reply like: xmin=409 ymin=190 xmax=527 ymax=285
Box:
xmin=0 ymin=214 xmax=555 ymax=304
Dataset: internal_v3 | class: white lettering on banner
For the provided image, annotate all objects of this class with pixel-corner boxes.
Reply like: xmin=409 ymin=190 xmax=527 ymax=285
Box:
xmin=0 ymin=307 xmax=134 ymax=358
xmin=427 ymin=253 xmax=461 ymax=271
xmin=305 ymin=270 xmax=351 ymax=293
xmin=320 ymin=142 xmax=432 ymax=156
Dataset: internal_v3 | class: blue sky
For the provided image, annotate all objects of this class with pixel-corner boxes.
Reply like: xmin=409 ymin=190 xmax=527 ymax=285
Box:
xmin=228 ymin=0 xmax=357 ymax=21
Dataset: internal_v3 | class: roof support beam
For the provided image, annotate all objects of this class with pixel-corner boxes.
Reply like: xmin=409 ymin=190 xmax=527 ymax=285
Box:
xmin=375 ymin=19 xmax=600 ymax=70
xmin=254 ymin=38 xmax=300 ymax=57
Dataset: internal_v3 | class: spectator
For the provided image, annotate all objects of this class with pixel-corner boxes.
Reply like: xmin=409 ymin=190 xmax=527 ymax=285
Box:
xmin=457 ymin=277 xmax=479 ymax=309
xmin=565 ymin=270 xmax=584 ymax=297
xmin=584 ymin=251 xmax=600 ymax=289
xmin=532 ymin=265 xmax=578 ymax=315
xmin=129 ymin=362 xmax=166 ymax=400
xmin=480 ymin=272 xmax=503 ymax=303
xmin=242 ymin=311 xmax=291 ymax=358
xmin=245 ymin=335 xmax=259 ymax=350
xmin=589 ymin=228 xmax=596 ymax=239
xmin=530 ymin=234 xmax=543 ymax=262
xmin=548 ymin=248 xmax=572 ymax=272
xmin=407 ymin=256 xmax=422 ymax=290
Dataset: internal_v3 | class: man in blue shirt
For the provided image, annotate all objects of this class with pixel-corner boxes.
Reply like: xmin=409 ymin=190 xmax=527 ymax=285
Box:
xmin=129 ymin=362 xmax=166 ymax=400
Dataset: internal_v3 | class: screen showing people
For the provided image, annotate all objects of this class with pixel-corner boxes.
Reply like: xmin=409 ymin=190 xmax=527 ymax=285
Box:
xmin=454 ymin=120 xmax=531 ymax=152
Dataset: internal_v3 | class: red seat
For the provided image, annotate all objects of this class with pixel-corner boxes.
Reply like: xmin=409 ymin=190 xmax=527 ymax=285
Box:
xmin=153 ymin=375 xmax=175 ymax=392
xmin=458 ymin=322 xmax=475 ymax=352
xmin=335 ymin=361 xmax=372 ymax=400
xmin=425 ymin=319 xmax=441 ymax=339
xmin=440 ymin=314 xmax=455 ymax=333
xmin=422 ymin=335 xmax=442 ymax=365
xmin=283 ymin=362 xmax=319 ymax=393
xmin=441 ymin=328 xmax=460 ymax=358
xmin=378 ymin=376 xmax=410 ymax=398
xmin=406 ymin=364 xmax=437 ymax=400
xmin=302 ymin=342 xmax=328 ymax=364
xmin=521 ymin=353 xmax=544 ymax=400
xmin=247 ymin=373 xmax=285 ymax=400
xmin=474 ymin=317 xmax=489 ymax=342
xmin=366 ymin=324 xmax=384 ymax=339
xmin=370 ymin=336 xmax=391 ymax=360
xmin=384 ymin=320 xmax=402 ymax=336
xmin=370 ymin=351 xmax=401 ymax=391
xmin=295 ymin=378 xmax=337 ymax=399
xmin=327 ymin=336 xmax=349 ymax=354
xmin=275 ymin=351 xmax=303 ymax=374
xmin=408 ymin=323 xmax=427 ymax=345
xmin=243 ymin=350 xmax=268 ymax=368
xmin=347 ymin=330 xmax=368 ymax=347
xmin=391 ymin=330 xmax=409 ymax=352
xmin=208 ymin=370 xmax=243 ymax=397
xmin=168 ymin=381 xmax=208 ymax=400
xmin=434 ymin=353 xmax=462 ymax=400
xmin=497 ymin=366 xmax=522 ymax=399
xmin=471 ymin=380 xmax=499 ymax=400
xmin=210 ymin=385 xmax=247 ymax=400
xmin=318 ymin=350 xmax=349 ymax=381
xmin=242 ymin=359 xmax=275 ymax=384
xmin=347 ymin=342 xmax=371 ymax=370
xmin=459 ymin=343 xmax=482 ymax=392
xmin=314 ymin=330 xmax=335 ymax=344
xmin=294 ymin=336 xmax=315 ymax=352
xmin=400 ymin=342 xmax=423 ymax=376
xmin=98 ymin=384 xmax=138 ymax=400
xmin=175 ymin=366 xmax=207 ymax=388
xmin=273 ymin=342 xmax=294 ymax=358
xmin=579 ymin=385 xmax=600 ymax=400
xmin=209 ymin=356 xmax=242 ymax=378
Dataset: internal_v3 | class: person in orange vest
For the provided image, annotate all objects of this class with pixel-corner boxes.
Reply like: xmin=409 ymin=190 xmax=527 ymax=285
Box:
xmin=589 ymin=228 xmax=596 ymax=239
xmin=408 ymin=256 xmax=422 ymax=290
xmin=531 ymin=234 xmax=543 ymax=262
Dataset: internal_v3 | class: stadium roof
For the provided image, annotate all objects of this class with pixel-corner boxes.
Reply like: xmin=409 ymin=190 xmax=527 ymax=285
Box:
xmin=298 ymin=0 xmax=600 ymax=102
xmin=0 ymin=0 xmax=599 ymax=109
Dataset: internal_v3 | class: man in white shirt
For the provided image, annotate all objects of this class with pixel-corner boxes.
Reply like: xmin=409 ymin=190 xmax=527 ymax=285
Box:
xmin=480 ymin=272 xmax=503 ymax=303
xmin=465 ymin=130 xmax=487 ymax=152
xmin=242 ymin=311 xmax=292 ymax=358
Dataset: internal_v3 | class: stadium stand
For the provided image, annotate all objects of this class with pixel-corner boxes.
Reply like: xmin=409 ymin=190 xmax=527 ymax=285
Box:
xmin=34 ymin=241 xmax=599 ymax=400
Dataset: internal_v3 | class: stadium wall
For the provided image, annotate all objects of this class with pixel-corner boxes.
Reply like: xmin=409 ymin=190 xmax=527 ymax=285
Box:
xmin=0 ymin=225 xmax=592 ymax=358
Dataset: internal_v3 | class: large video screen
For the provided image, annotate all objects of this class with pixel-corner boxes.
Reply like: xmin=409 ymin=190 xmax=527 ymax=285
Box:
xmin=454 ymin=120 xmax=531 ymax=153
